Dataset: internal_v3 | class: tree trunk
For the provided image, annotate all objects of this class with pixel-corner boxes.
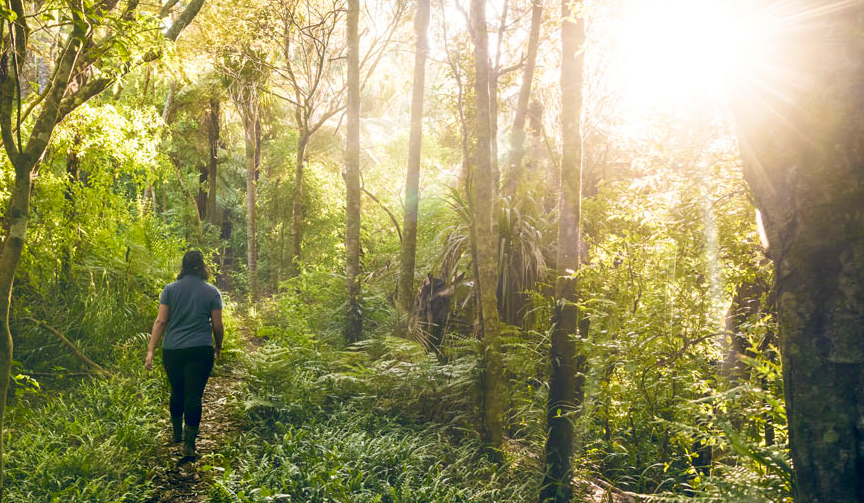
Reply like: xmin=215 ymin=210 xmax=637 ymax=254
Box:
xmin=540 ymin=1 xmax=584 ymax=501
xmin=344 ymin=0 xmax=362 ymax=344
xmin=290 ymin=131 xmax=308 ymax=277
xmin=504 ymin=0 xmax=542 ymax=200
xmin=0 ymin=163 xmax=31 ymax=493
xmin=162 ymin=80 xmax=175 ymax=124
xmin=470 ymin=0 xmax=504 ymax=453
xmin=206 ymin=98 xmax=220 ymax=225
xmin=197 ymin=162 xmax=208 ymax=220
xmin=244 ymin=109 xmax=259 ymax=300
xmin=732 ymin=3 xmax=864 ymax=500
xmin=489 ymin=0 xmax=507 ymax=201
xmin=396 ymin=0 xmax=431 ymax=324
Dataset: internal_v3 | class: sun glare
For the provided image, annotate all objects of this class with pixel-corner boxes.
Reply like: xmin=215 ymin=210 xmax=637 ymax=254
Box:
xmin=613 ymin=0 xmax=753 ymax=125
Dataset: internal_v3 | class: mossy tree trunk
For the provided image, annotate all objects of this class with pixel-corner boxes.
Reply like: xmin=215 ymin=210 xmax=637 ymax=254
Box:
xmin=470 ymin=0 xmax=505 ymax=453
xmin=540 ymin=1 xmax=584 ymax=501
xmin=733 ymin=3 xmax=864 ymax=500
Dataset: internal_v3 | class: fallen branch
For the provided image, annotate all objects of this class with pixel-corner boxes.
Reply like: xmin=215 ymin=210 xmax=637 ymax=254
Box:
xmin=591 ymin=478 xmax=644 ymax=502
xmin=23 ymin=318 xmax=112 ymax=377
xmin=18 ymin=371 xmax=99 ymax=377
xmin=361 ymin=186 xmax=402 ymax=242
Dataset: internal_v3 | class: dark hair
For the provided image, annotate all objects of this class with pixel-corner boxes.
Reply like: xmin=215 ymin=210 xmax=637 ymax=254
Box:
xmin=178 ymin=250 xmax=209 ymax=280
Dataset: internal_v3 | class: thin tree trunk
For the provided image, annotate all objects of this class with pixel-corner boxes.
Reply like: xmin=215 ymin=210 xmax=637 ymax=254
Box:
xmin=255 ymin=112 xmax=262 ymax=180
xmin=244 ymin=108 xmax=258 ymax=301
xmin=206 ymin=98 xmax=220 ymax=225
xmin=290 ymin=131 xmax=308 ymax=277
xmin=489 ymin=0 xmax=507 ymax=199
xmin=197 ymin=162 xmax=208 ymax=220
xmin=540 ymin=1 xmax=584 ymax=501
xmin=733 ymin=2 xmax=864 ymax=498
xmin=396 ymin=0 xmax=431 ymax=324
xmin=162 ymin=80 xmax=175 ymax=124
xmin=504 ymin=0 xmax=542 ymax=200
xmin=470 ymin=0 xmax=504 ymax=453
xmin=344 ymin=0 xmax=362 ymax=344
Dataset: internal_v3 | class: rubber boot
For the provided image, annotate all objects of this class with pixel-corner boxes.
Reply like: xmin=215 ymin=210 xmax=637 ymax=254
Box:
xmin=183 ymin=425 xmax=199 ymax=458
xmin=171 ymin=416 xmax=183 ymax=443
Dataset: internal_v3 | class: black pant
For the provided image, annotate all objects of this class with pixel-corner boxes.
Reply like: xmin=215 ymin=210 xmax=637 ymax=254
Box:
xmin=162 ymin=346 xmax=214 ymax=428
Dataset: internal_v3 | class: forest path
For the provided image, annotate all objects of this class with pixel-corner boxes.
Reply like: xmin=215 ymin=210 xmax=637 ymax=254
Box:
xmin=146 ymin=316 xmax=261 ymax=503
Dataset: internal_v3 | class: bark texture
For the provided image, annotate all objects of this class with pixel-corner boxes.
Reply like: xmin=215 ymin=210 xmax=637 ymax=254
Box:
xmin=344 ymin=0 xmax=362 ymax=344
xmin=733 ymin=3 xmax=864 ymax=500
xmin=396 ymin=0 xmax=431 ymax=324
xmin=540 ymin=1 xmax=584 ymax=501
xmin=470 ymin=0 xmax=504 ymax=452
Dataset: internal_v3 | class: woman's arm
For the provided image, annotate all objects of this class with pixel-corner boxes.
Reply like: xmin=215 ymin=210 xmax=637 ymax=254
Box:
xmin=211 ymin=309 xmax=224 ymax=360
xmin=145 ymin=304 xmax=170 ymax=370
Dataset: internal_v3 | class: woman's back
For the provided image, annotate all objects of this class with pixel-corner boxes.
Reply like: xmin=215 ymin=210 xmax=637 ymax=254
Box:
xmin=160 ymin=275 xmax=222 ymax=349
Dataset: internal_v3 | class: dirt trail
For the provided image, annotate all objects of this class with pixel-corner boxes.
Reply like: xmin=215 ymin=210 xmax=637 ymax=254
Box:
xmin=146 ymin=327 xmax=259 ymax=502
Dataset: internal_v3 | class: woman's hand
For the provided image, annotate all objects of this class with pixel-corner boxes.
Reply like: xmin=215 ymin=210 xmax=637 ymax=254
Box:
xmin=145 ymin=350 xmax=154 ymax=370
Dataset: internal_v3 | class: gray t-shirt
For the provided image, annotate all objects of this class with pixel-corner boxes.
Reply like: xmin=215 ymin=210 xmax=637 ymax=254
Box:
xmin=159 ymin=275 xmax=223 ymax=349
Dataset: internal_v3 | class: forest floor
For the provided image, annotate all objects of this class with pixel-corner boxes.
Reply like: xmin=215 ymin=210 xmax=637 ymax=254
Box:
xmin=146 ymin=323 xmax=261 ymax=502
xmin=132 ymin=312 xmax=638 ymax=503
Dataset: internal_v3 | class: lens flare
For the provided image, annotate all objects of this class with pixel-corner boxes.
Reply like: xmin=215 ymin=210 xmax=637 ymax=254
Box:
xmin=611 ymin=0 xmax=755 ymax=131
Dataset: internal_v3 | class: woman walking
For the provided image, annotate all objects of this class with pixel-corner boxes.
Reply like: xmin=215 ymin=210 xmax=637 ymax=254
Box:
xmin=145 ymin=250 xmax=224 ymax=459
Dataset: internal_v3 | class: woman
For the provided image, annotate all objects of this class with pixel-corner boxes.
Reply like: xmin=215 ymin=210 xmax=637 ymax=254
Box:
xmin=145 ymin=250 xmax=224 ymax=458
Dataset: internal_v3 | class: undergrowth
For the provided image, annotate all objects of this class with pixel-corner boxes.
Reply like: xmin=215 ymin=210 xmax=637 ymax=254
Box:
xmin=4 ymin=339 xmax=166 ymax=502
xmin=205 ymin=322 xmax=541 ymax=502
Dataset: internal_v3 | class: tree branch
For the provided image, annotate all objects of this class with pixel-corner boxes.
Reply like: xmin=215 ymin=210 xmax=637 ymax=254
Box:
xmin=23 ymin=317 xmax=112 ymax=376
xmin=164 ymin=0 xmax=206 ymax=41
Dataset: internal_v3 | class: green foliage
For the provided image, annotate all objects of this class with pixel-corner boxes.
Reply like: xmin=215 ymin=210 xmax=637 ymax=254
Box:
xmin=9 ymin=103 xmax=186 ymax=369
xmin=208 ymin=325 xmax=538 ymax=502
xmin=4 ymin=341 xmax=166 ymax=502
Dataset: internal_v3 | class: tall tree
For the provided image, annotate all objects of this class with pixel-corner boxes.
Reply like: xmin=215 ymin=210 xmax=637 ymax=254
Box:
xmin=732 ymin=1 xmax=864 ymax=499
xmin=254 ymin=0 xmax=348 ymax=277
xmin=469 ymin=0 xmax=504 ymax=452
xmin=0 ymin=0 xmax=205 ymax=491
xmin=227 ymin=60 xmax=264 ymax=301
xmin=344 ymin=0 xmax=362 ymax=343
xmin=396 ymin=0 xmax=431 ymax=323
xmin=539 ymin=0 xmax=584 ymax=501
xmin=504 ymin=0 xmax=543 ymax=200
